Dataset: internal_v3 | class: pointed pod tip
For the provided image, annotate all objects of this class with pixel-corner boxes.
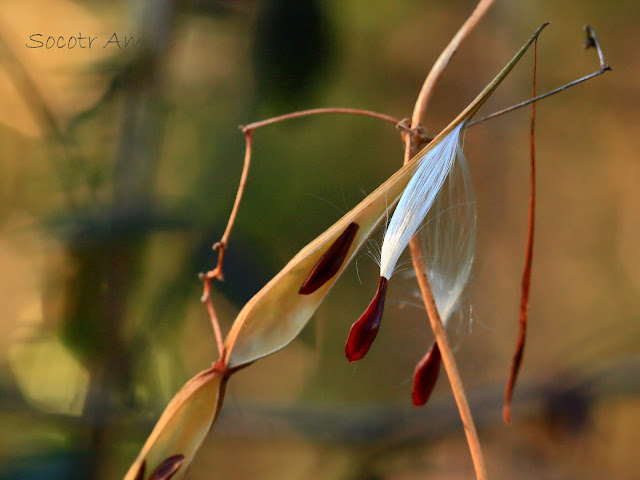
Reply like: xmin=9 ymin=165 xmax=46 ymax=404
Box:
xmin=345 ymin=277 xmax=388 ymax=362
xmin=412 ymin=342 xmax=442 ymax=407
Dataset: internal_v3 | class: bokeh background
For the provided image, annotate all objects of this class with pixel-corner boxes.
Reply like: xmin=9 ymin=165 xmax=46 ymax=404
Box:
xmin=0 ymin=0 xmax=638 ymax=479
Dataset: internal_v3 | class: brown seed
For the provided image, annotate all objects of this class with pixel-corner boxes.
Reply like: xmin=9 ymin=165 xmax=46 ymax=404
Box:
xmin=149 ymin=454 xmax=185 ymax=480
xmin=412 ymin=342 xmax=441 ymax=406
xmin=299 ymin=222 xmax=359 ymax=295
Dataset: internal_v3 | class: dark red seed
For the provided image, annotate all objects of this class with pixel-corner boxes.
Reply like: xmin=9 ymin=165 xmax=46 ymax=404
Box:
xmin=299 ymin=222 xmax=359 ymax=295
xmin=345 ymin=276 xmax=388 ymax=362
xmin=412 ymin=342 xmax=441 ymax=406
xmin=149 ymin=454 xmax=185 ymax=480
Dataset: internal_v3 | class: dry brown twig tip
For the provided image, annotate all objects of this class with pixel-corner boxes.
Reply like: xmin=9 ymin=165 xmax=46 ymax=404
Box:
xmin=584 ymin=25 xmax=611 ymax=71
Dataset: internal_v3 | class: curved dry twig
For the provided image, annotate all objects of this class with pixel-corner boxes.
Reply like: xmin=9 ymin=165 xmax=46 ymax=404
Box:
xmin=503 ymin=35 xmax=538 ymax=425
xmin=402 ymin=1 xmax=496 ymax=479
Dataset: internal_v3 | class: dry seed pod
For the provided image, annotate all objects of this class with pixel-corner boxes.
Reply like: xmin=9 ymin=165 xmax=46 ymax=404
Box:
xmin=123 ymin=367 xmax=226 ymax=480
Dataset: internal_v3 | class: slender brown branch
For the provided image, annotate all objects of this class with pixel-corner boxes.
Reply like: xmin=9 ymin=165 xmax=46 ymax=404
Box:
xmin=403 ymin=1 xmax=495 ymax=479
xmin=404 ymin=0 xmax=495 ymax=162
xmin=468 ymin=25 xmax=611 ymax=127
xmin=242 ymin=108 xmax=401 ymax=132
xmin=204 ymin=130 xmax=253 ymax=283
xmin=220 ymin=129 xmax=253 ymax=250
xmin=200 ymin=276 xmax=225 ymax=357
xmin=200 ymin=131 xmax=253 ymax=354
xmin=503 ymin=36 xmax=539 ymax=425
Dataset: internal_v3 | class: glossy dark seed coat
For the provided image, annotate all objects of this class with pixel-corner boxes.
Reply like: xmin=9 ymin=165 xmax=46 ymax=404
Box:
xmin=412 ymin=341 xmax=441 ymax=406
xmin=299 ymin=222 xmax=359 ymax=295
xmin=345 ymin=276 xmax=388 ymax=362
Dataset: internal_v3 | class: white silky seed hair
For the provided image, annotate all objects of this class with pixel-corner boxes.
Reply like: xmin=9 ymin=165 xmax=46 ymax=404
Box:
xmin=419 ymin=131 xmax=475 ymax=323
xmin=380 ymin=123 xmax=466 ymax=281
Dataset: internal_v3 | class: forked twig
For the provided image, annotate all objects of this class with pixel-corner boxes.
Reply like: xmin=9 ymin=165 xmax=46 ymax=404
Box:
xmin=403 ymin=1 xmax=495 ymax=479
xmin=468 ymin=25 xmax=611 ymax=127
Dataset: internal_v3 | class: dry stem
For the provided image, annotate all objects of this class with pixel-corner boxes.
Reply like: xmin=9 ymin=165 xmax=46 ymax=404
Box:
xmin=241 ymin=107 xmax=401 ymax=132
xmin=200 ymin=275 xmax=226 ymax=357
xmin=403 ymin=1 xmax=495 ymax=479
xmin=199 ymin=133 xmax=253 ymax=355
xmin=204 ymin=130 xmax=254 ymax=285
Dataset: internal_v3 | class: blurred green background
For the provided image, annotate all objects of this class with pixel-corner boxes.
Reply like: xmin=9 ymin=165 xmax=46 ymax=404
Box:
xmin=0 ymin=0 xmax=638 ymax=479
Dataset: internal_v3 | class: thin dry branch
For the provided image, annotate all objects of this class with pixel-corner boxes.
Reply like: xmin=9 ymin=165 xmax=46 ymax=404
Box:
xmin=200 ymin=275 xmax=225 ymax=357
xmin=403 ymin=1 xmax=495 ymax=479
xmin=503 ymin=36 xmax=538 ymax=425
xmin=241 ymin=107 xmax=401 ymax=132
xmin=204 ymin=130 xmax=253 ymax=284
xmin=201 ymin=130 xmax=253 ymax=354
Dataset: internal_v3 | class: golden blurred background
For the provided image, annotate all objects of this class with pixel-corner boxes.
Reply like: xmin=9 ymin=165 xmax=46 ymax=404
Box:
xmin=0 ymin=0 xmax=638 ymax=479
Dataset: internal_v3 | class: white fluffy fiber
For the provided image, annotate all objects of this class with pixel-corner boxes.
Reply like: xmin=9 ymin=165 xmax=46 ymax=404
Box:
xmin=419 ymin=133 xmax=476 ymax=322
xmin=380 ymin=123 xmax=466 ymax=281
